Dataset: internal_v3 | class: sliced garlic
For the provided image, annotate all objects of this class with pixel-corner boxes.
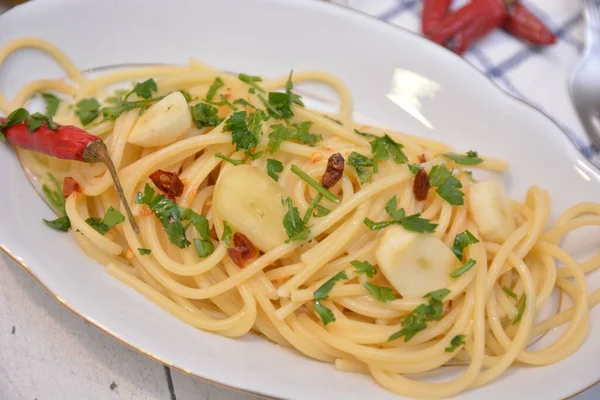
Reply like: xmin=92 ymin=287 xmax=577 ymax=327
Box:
xmin=375 ymin=226 xmax=457 ymax=298
xmin=468 ymin=180 xmax=516 ymax=243
xmin=127 ymin=91 xmax=191 ymax=147
xmin=213 ymin=165 xmax=288 ymax=252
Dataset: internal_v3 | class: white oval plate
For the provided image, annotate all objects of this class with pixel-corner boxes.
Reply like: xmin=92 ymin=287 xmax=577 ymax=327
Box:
xmin=1 ymin=0 xmax=600 ymax=399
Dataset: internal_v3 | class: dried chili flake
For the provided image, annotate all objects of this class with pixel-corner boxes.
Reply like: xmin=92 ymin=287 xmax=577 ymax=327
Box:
xmin=63 ymin=177 xmax=82 ymax=198
xmin=227 ymin=232 xmax=259 ymax=268
xmin=413 ymin=169 xmax=430 ymax=201
xmin=322 ymin=153 xmax=345 ymax=189
xmin=149 ymin=169 xmax=184 ymax=199
xmin=418 ymin=154 xmax=427 ymax=164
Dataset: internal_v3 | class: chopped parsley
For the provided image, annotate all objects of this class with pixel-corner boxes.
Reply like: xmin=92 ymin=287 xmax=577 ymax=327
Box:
xmin=42 ymin=173 xmax=71 ymax=232
xmin=323 ymin=115 xmax=343 ymax=125
xmin=442 ymin=151 xmax=483 ymax=165
xmin=407 ymin=163 xmax=423 ymax=174
xmin=267 ymin=158 xmax=284 ymax=181
xmin=290 ymin=165 xmax=339 ymax=204
xmin=125 ymin=78 xmax=157 ymax=100
xmin=75 ymin=98 xmax=101 ymax=125
xmin=258 ymin=71 xmax=304 ymax=119
xmin=388 ymin=288 xmax=450 ymax=342
xmin=513 ymin=295 xmax=526 ymax=324
xmin=41 ymin=93 xmax=60 ymax=117
xmin=180 ymin=90 xmax=192 ymax=103
xmin=303 ymin=193 xmax=323 ymax=224
xmin=363 ymin=195 xmax=437 ymax=233
xmin=371 ymin=134 xmax=407 ymax=171
xmin=450 ymin=259 xmax=476 ymax=278
xmin=221 ymin=222 xmax=233 ymax=247
xmin=215 ymin=153 xmax=243 ymax=166
xmin=191 ymin=103 xmax=223 ymax=129
xmin=194 ymin=238 xmax=214 ymax=258
xmin=101 ymin=94 xmax=165 ymax=121
xmin=26 ymin=112 xmax=57 ymax=132
xmin=138 ymin=248 xmax=152 ymax=255
xmin=135 ymin=184 xmax=212 ymax=255
xmin=452 ymin=230 xmax=479 ymax=260
xmin=224 ymin=110 xmax=267 ymax=151
xmin=364 ymin=283 xmax=396 ymax=303
xmin=267 ymin=122 xmax=322 ymax=154
xmin=445 ymin=334 xmax=466 ymax=352
xmin=233 ymin=98 xmax=256 ymax=109
xmin=282 ymin=197 xmax=310 ymax=242
xmin=0 ymin=108 xmax=57 ymax=139
xmin=85 ymin=206 xmax=125 ymax=235
xmin=350 ymin=260 xmax=377 ymax=277
xmin=347 ymin=152 xmax=374 ymax=184
xmin=313 ymin=271 xmax=348 ymax=325
xmin=206 ymin=77 xmax=224 ymax=101
xmin=238 ymin=73 xmax=265 ymax=94
xmin=502 ymin=286 xmax=518 ymax=301
xmin=313 ymin=205 xmax=331 ymax=217
xmin=428 ymin=164 xmax=464 ymax=206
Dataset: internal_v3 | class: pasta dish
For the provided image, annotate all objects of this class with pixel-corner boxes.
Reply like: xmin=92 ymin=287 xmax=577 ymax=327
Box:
xmin=1 ymin=37 xmax=598 ymax=399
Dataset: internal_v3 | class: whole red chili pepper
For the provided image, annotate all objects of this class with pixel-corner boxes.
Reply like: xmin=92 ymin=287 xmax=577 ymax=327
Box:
xmin=430 ymin=0 xmax=508 ymax=55
xmin=2 ymin=118 xmax=140 ymax=233
xmin=504 ymin=3 xmax=556 ymax=45
xmin=422 ymin=0 xmax=453 ymax=37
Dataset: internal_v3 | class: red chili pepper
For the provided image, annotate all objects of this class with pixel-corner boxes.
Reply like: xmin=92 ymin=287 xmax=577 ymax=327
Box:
xmin=422 ymin=0 xmax=453 ymax=37
xmin=430 ymin=0 xmax=508 ymax=55
xmin=2 ymin=119 xmax=140 ymax=233
xmin=504 ymin=3 xmax=556 ymax=45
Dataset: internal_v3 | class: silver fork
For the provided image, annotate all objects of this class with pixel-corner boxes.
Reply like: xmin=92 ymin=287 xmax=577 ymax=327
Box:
xmin=570 ymin=0 xmax=600 ymax=148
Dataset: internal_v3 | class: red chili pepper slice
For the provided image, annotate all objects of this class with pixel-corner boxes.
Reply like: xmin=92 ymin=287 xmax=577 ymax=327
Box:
xmin=504 ymin=3 xmax=556 ymax=45
xmin=2 ymin=119 xmax=140 ymax=233
xmin=430 ymin=0 xmax=508 ymax=55
xmin=422 ymin=0 xmax=453 ymax=37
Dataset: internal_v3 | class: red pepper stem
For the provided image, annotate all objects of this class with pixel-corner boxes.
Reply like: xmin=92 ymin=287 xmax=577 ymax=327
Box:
xmin=82 ymin=141 xmax=140 ymax=234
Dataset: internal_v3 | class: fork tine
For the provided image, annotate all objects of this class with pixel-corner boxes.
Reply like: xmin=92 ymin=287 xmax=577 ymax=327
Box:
xmin=585 ymin=0 xmax=600 ymax=29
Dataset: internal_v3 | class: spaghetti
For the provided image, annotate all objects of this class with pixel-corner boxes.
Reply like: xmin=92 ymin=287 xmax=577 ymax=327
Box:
xmin=2 ymin=37 xmax=599 ymax=399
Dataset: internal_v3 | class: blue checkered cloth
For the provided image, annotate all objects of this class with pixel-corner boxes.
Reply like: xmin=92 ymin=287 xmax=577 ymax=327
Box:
xmin=330 ymin=0 xmax=597 ymax=164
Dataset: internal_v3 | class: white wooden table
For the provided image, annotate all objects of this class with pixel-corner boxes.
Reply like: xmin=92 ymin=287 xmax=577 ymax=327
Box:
xmin=2 ymin=252 xmax=600 ymax=400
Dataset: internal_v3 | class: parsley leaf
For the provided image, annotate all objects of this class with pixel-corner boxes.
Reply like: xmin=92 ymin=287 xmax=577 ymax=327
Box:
xmin=41 ymin=93 xmax=60 ymax=117
xmin=233 ymin=98 xmax=256 ymax=109
xmin=267 ymin=158 xmax=283 ymax=181
xmin=513 ymin=295 xmax=526 ymax=324
xmin=313 ymin=301 xmax=336 ymax=326
xmin=502 ymin=286 xmax=518 ymax=301
xmin=41 ymin=173 xmax=70 ymax=232
xmin=452 ymin=230 xmax=479 ymax=260
xmin=221 ymin=222 xmax=233 ymax=247
xmin=127 ymin=78 xmax=157 ymax=100
xmin=314 ymin=271 xmax=348 ymax=301
xmin=428 ymin=164 xmax=464 ymax=206
xmin=407 ymin=163 xmax=423 ymax=174
xmin=135 ymin=184 xmax=190 ymax=248
xmin=191 ymin=103 xmax=223 ymax=129
xmin=26 ymin=112 xmax=57 ymax=132
xmin=224 ymin=110 xmax=267 ymax=151
xmin=313 ymin=205 xmax=331 ymax=217
xmin=364 ymin=283 xmax=396 ymax=303
xmin=323 ymin=115 xmax=343 ymax=125
xmin=350 ymin=260 xmax=377 ymax=277
xmin=445 ymin=334 xmax=466 ymax=352
xmin=75 ymin=98 xmax=101 ymax=125
xmin=347 ymin=152 xmax=374 ymax=184
xmin=215 ymin=153 xmax=243 ymax=166
xmin=450 ymin=258 xmax=476 ymax=278
xmin=43 ymin=215 xmax=71 ymax=232
xmin=442 ymin=151 xmax=483 ymax=165
xmin=364 ymin=196 xmax=437 ymax=233
xmin=138 ymin=248 xmax=152 ymax=255
xmin=85 ymin=206 xmax=125 ymax=235
xmin=282 ymin=197 xmax=310 ymax=242
xmin=259 ymin=70 xmax=304 ymax=119
xmin=238 ymin=73 xmax=265 ymax=94
xmin=180 ymin=90 xmax=192 ymax=103
xmin=206 ymin=77 xmax=224 ymax=101
xmin=267 ymin=122 xmax=322 ymax=154
xmin=193 ymin=238 xmax=214 ymax=258
xmin=388 ymin=288 xmax=450 ymax=342
xmin=371 ymin=135 xmax=407 ymax=168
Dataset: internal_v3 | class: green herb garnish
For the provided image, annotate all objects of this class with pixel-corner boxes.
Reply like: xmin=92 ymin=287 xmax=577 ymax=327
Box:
xmin=445 ymin=334 xmax=466 ymax=352
xmin=452 ymin=230 xmax=479 ymax=260
xmin=350 ymin=260 xmax=377 ymax=278
xmin=206 ymin=77 xmax=224 ymax=101
xmin=282 ymin=197 xmax=310 ymax=242
xmin=215 ymin=153 xmax=243 ymax=166
xmin=267 ymin=122 xmax=322 ymax=154
xmin=428 ymin=164 xmax=464 ymax=206
xmin=290 ymin=165 xmax=339 ymax=204
xmin=75 ymin=98 xmax=101 ymax=125
xmin=191 ymin=103 xmax=223 ymax=129
xmin=449 ymin=259 xmax=476 ymax=278
xmin=442 ymin=151 xmax=483 ymax=165
xmin=41 ymin=93 xmax=60 ymax=117
xmin=138 ymin=248 xmax=152 ymax=255
xmin=363 ymin=195 xmax=437 ymax=233
xmin=267 ymin=158 xmax=284 ymax=182
xmin=85 ymin=206 xmax=125 ymax=235
xmin=502 ymin=286 xmax=518 ymax=301
xmin=364 ymin=283 xmax=396 ymax=303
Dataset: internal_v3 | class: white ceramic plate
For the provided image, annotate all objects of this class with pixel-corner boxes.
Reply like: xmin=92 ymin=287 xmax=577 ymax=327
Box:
xmin=1 ymin=0 xmax=600 ymax=399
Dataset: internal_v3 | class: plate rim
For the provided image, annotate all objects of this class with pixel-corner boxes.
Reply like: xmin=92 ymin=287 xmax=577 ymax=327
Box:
xmin=0 ymin=0 xmax=596 ymax=399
